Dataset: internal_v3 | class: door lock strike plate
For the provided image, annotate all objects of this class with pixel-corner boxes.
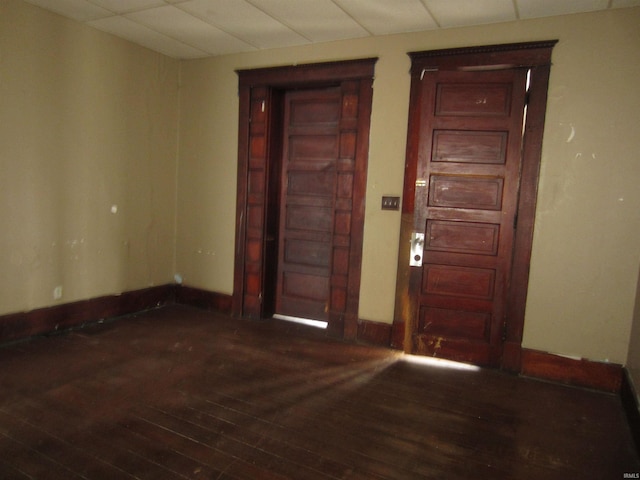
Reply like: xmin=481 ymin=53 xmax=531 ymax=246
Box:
xmin=410 ymin=232 xmax=425 ymax=267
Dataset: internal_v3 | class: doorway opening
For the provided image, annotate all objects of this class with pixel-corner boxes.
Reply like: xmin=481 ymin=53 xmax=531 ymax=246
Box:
xmin=234 ymin=59 xmax=376 ymax=340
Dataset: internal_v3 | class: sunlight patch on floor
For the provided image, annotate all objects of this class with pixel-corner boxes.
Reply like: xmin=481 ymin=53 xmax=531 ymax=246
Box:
xmin=272 ymin=314 xmax=328 ymax=329
xmin=401 ymin=353 xmax=481 ymax=372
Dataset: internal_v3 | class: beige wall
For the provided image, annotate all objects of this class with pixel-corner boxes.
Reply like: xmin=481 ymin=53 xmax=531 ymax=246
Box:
xmin=3 ymin=0 xmax=639 ymax=367
xmin=176 ymin=8 xmax=640 ymax=365
xmin=1 ymin=0 xmax=180 ymax=314
xmin=522 ymin=12 xmax=640 ymax=364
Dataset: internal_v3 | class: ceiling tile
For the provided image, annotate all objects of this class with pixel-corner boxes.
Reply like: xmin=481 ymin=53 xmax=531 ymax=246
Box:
xmin=425 ymin=0 xmax=516 ymax=28
xmin=334 ymin=0 xmax=438 ymax=35
xmin=125 ymin=5 xmax=256 ymax=55
xmin=88 ymin=15 xmax=208 ymax=58
xmin=517 ymin=0 xmax=609 ymax=19
xmin=22 ymin=0 xmax=113 ymax=21
xmin=177 ymin=0 xmax=310 ymax=49
xmin=89 ymin=0 xmax=166 ymax=14
xmin=249 ymin=0 xmax=369 ymax=42
xmin=22 ymin=0 xmax=636 ymax=59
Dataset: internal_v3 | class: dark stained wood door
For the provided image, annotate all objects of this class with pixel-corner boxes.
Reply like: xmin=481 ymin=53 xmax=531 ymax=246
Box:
xmin=275 ymin=88 xmax=342 ymax=321
xmin=235 ymin=60 xmax=376 ymax=338
xmin=409 ymin=68 xmax=528 ymax=366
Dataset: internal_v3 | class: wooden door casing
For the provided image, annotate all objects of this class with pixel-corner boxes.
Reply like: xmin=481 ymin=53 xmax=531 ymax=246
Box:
xmin=234 ymin=59 xmax=376 ymax=340
xmin=393 ymin=42 xmax=557 ymax=370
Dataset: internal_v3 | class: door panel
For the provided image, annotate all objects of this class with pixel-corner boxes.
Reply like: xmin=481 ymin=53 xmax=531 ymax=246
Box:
xmin=426 ymin=220 xmax=499 ymax=255
xmin=428 ymin=175 xmax=504 ymax=210
xmin=410 ymin=68 xmax=527 ymax=366
xmin=432 ymin=130 xmax=508 ymax=164
xmin=275 ymin=88 xmax=342 ymax=321
xmin=436 ymin=82 xmax=513 ymax=116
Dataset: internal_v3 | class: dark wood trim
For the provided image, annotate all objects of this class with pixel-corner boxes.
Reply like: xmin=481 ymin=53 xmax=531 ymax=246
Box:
xmin=232 ymin=80 xmax=252 ymax=318
xmin=342 ymin=76 xmax=374 ymax=340
xmin=408 ymin=40 xmax=558 ymax=70
xmin=175 ymin=285 xmax=233 ymax=315
xmin=502 ymin=61 xmax=554 ymax=373
xmin=237 ymin=58 xmax=378 ymax=88
xmin=390 ymin=319 xmax=405 ymax=350
xmin=0 ymin=285 xmax=175 ymax=344
xmin=356 ymin=319 xmax=392 ymax=347
xmin=391 ymin=52 xmax=426 ymax=348
xmin=501 ymin=340 xmax=522 ymax=373
xmin=621 ymin=368 xmax=640 ymax=454
xmin=521 ymin=348 xmax=623 ymax=393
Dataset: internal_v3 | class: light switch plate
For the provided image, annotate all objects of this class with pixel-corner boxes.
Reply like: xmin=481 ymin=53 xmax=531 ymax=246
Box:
xmin=381 ymin=196 xmax=400 ymax=211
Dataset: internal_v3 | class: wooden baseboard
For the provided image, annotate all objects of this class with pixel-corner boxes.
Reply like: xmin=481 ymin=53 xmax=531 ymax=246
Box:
xmin=621 ymin=369 xmax=640 ymax=454
xmin=521 ymin=348 xmax=623 ymax=393
xmin=175 ymin=285 xmax=232 ymax=315
xmin=0 ymin=285 xmax=175 ymax=344
xmin=357 ymin=319 xmax=392 ymax=347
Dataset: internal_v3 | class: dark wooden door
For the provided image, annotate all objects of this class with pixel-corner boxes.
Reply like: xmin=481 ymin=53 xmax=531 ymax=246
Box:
xmin=275 ymin=88 xmax=342 ymax=321
xmin=408 ymin=68 xmax=528 ymax=366
xmin=235 ymin=59 xmax=375 ymax=337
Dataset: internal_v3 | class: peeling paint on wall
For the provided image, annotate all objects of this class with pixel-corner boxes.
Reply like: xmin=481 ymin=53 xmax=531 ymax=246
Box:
xmin=566 ymin=124 xmax=575 ymax=143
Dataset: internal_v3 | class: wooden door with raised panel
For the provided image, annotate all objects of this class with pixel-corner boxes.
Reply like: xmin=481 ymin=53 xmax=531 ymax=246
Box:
xmin=235 ymin=59 xmax=376 ymax=339
xmin=393 ymin=42 xmax=556 ymax=370
xmin=409 ymin=67 xmax=527 ymax=366
xmin=275 ymin=88 xmax=342 ymax=321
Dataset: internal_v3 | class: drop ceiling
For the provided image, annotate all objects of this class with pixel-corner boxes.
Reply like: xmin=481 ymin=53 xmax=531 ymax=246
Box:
xmin=22 ymin=0 xmax=640 ymax=59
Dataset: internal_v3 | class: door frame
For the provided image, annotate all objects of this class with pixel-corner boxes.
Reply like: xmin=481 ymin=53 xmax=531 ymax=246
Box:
xmin=391 ymin=41 xmax=557 ymax=372
xmin=234 ymin=58 xmax=377 ymax=339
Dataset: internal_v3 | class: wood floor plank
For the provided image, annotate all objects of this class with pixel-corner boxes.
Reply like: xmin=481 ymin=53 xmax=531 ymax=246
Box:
xmin=184 ymin=382 xmax=501 ymax=479
xmin=135 ymin=405 xmax=336 ymax=480
xmin=0 ymin=305 xmax=637 ymax=480
xmin=0 ymin=421 xmax=91 ymax=479
xmin=119 ymin=413 xmax=290 ymax=480
xmin=0 ymin=459 xmax=32 ymax=480
xmin=183 ymin=391 xmax=446 ymax=480
xmin=157 ymin=394 xmax=382 ymax=480
xmin=170 ymin=356 xmax=527 ymax=478
xmin=169 ymin=356 xmax=442 ymax=478
xmin=5 ymin=396 xmax=222 ymax=480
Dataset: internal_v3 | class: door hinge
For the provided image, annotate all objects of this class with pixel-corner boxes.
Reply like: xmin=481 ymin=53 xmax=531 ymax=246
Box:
xmin=502 ymin=323 xmax=508 ymax=342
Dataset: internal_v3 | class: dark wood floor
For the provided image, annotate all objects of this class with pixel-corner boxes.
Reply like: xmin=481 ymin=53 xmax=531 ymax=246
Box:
xmin=0 ymin=305 xmax=637 ymax=479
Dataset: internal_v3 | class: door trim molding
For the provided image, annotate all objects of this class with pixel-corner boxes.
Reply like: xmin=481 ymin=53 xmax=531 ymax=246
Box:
xmin=234 ymin=59 xmax=377 ymax=339
xmin=392 ymin=41 xmax=557 ymax=371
